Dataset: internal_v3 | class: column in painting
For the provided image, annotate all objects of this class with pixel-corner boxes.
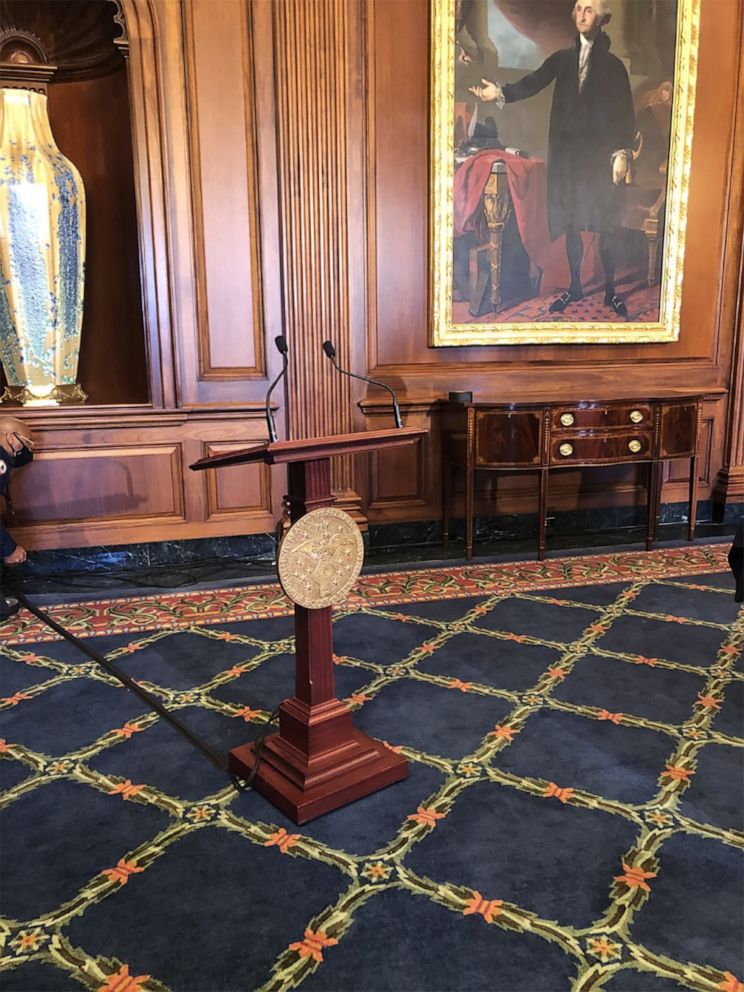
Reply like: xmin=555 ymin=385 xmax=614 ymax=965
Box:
xmin=0 ymin=30 xmax=87 ymax=406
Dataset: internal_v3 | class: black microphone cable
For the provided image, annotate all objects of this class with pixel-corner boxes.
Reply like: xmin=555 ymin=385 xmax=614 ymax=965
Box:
xmin=8 ymin=582 xmax=280 ymax=794
xmin=322 ymin=340 xmax=403 ymax=428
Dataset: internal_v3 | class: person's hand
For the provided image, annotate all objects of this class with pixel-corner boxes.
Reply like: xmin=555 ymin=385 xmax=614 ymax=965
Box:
xmin=5 ymin=432 xmax=33 ymax=454
xmin=3 ymin=545 xmax=27 ymax=566
xmin=612 ymin=150 xmax=631 ymax=185
xmin=469 ymin=79 xmax=502 ymax=103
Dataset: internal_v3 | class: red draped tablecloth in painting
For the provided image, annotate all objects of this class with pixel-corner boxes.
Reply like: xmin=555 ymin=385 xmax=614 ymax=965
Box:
xmin=453 ymin=149 xmax=603 ymax=295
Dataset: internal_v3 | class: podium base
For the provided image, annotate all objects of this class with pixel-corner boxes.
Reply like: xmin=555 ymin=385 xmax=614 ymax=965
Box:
xmin=230 ymin=729 xmax=408 ymax=824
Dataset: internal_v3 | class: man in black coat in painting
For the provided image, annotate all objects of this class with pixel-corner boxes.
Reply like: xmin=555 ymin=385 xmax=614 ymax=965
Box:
xmin=470 ymin=0 xmax=636 ymax=317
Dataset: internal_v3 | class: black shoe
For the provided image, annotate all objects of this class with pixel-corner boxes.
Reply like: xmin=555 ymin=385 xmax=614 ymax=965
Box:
xmin=0 ymin=596 xmax=20 ymax=620
xmin=549 ymin=289 xmax=583 ymax=313
xmin=605 ymin=293 xmax=628 ymax=318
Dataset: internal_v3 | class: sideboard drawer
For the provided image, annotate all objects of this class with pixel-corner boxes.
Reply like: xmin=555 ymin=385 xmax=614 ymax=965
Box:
xmin=550 ymin=431 xmax=653 ymax=464
xmin=552 ymin=403 xmax=652 ymax=431
xmin=475 ymin=409 xmax=542 ymax=466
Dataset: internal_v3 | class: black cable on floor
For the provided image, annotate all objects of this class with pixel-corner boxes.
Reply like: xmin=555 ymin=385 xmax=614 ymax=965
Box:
xmin=12 ymin=590 xmax=279 ymax=794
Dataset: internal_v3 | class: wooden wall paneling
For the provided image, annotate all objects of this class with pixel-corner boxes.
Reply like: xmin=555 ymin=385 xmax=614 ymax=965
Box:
xmin=12 ymin=442 xmax=184 ymax=529
xmin=359 ymin=401 xmax=432 ymax=519
xmin=250 ymin=0 xmax=288 ymax=439
xmin=272 ymin=0 xmax=362 ymax=517
xmin=177 ymin=410 xmax=281 ymax=535
xmin=674 ymin=0 xmax=741 ymax=375
xmin=347 ymin=0 xmax=419 ymax=520
xmin=712 ymin=8 xmax=744 ymax=510
xmin=346 ymin=0 xmax=371 ymax=433
xmin=363 ymin=0 xmax=428 ymax=376
xmin=7 ymin=409 xmax=279 ymax=549
xmin=202 ymin=442 xmax=272 ymax=521
xmin=121 ymin=0 xmax=178 ymax=408
xmin=181 ymin=0 xmax=264 ymax=387
xmin=141 ymin=0 xmax=283 ymax=413
xmin=4 ymin=408 xmax=284 ymax=549
xmin=366 ymin=433 xmax=428 ymax=512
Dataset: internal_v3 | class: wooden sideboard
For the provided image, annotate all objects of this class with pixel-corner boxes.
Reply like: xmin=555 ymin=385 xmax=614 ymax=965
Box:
xmin=440 ymin=395 xmax=704 ymax=560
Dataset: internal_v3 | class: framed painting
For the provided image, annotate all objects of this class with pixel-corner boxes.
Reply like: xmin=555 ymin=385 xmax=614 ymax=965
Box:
xmin=430 ymin=0 xmax=699 ymax=346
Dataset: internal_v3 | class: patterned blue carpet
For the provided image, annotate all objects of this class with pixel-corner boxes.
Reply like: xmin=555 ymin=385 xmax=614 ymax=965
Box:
xmin=0 ymin=547 xmax=742 ymax=992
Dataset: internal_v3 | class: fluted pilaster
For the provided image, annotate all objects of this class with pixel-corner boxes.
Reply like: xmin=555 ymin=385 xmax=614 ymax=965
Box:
xmin=273 ymin=0 xmax=356 ymax=498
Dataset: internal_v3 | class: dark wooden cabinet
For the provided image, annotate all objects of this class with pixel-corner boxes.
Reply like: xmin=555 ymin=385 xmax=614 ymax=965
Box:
xmin=441 ymin=396 xmax=705 ymax=560
xmin=473 ymin=409 xmax=542 ymax=466
xmin=660 ymin=402 xmax=699 ymax=457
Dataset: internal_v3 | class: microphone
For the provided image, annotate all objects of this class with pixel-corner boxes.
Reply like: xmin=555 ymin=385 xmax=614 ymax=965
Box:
xmin=264 ymin=335 xmax=289 ymax=443
xmin=322 ymin=340 xmax=402 ymax=428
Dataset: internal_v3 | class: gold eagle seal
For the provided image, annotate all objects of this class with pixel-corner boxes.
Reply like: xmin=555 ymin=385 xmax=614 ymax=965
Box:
xmin=277 ymin=507 xmax=364 ymax=609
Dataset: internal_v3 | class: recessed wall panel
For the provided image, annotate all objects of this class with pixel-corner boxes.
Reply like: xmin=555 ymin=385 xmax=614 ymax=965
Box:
xmin=203 ymin=441 xmax=272 ymax=518
xmin=13 ymin=446 xmax=184 ymax=524
xmin=186 ymin=0 xmax=261 ymax=376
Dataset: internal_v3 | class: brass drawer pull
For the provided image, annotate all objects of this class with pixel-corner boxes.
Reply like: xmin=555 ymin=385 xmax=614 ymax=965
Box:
xmin=559 ymin=442 xmax=574 ymax=457
xmin=560 ymin=412 xmax=575 ymax=427
xmin=628 ymin=439 xmax=642 ymax=453
xmin=629 ymin=409 xmax=644 ymax=424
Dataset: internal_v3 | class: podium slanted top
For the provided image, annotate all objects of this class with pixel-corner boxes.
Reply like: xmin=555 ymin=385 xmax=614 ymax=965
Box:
xmin=190 ymin=426 xmax=426 ymax=472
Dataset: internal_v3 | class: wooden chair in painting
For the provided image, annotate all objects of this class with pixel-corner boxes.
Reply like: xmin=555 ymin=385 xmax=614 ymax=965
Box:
xmin=624 ymin=80 xmax=674 ymax=288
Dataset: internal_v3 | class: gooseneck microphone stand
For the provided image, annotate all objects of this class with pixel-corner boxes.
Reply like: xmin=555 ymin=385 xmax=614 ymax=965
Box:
xmin=322 ymin=340 xmax=402 ymax=428
xmin=264 ymin=335 xmax=289 ymax=442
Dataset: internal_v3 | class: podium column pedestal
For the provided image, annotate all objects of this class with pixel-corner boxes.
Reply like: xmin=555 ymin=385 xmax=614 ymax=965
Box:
xmin=229 ymin=717 xmax=407 ymax=825
xmin=229 ymin=457 xmax=407 ymax=823
xmin=229 ymin=607 xmax=407 ymax=824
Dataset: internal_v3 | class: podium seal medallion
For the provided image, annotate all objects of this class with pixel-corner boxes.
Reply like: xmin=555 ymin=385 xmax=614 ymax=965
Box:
xmin=277 ymin=507 xmax=364 ymax=609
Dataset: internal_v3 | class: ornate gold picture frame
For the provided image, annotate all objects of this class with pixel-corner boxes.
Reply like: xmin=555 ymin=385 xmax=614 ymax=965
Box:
xmin=430 ymin=0 xmax=699 ymax=346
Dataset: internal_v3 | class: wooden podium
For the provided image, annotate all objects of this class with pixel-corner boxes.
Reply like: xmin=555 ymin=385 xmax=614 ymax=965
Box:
xmin=191 ymin=427 xmax=425 ymax=823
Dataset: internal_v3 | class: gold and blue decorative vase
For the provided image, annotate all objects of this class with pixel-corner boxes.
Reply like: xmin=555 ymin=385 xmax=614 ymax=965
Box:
xmin=0 ymin=31 xmax=87 ymax=406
